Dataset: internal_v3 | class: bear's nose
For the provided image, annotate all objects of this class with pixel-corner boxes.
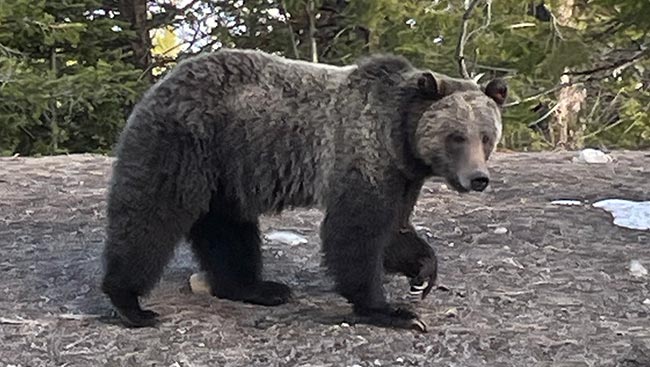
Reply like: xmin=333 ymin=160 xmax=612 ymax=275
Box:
xmin=469 ymin=172 xmax=490 ymax=192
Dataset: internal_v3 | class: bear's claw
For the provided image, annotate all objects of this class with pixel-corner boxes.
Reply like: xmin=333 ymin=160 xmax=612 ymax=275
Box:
xmin=116 ymin=308 xmax=159 ymax=328
xmin=352 ymin=305 xmax=428 ymax=333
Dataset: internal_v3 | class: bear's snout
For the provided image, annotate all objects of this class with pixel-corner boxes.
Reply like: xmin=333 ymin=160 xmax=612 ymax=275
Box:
xmin=459 ymin=170 xmax=490 ymax=192
xmin=468 ymin=170 xmax=490 ymax=191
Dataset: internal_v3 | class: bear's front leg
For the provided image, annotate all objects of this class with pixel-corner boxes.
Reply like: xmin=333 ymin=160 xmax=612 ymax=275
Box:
xmin=383 ymin=227 xmax=437 ymax=298
xmin=381 ymin=178 xmax=436 ymax=298
xmin=321 ymin=172 xmax=427 ymax=333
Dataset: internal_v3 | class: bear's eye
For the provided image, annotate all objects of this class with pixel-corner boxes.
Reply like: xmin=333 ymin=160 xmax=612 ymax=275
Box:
xmin=448 ymin=133 xmax=467 ymax=145
xmin=481 ymin=135 xmax=491 ymax=145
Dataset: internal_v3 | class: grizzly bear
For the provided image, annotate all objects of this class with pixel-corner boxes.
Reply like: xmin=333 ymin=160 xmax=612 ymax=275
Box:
xmin=101 ymin=49 xmax=507 ymax=332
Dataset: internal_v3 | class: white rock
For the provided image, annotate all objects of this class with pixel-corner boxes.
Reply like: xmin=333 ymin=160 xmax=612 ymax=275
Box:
xmin=189 ymin=272 xmax=211 ymax=295
xmin=264 ymin=230 xmax=308 ymax=246
xmin=493 ymin=227 xmax=508 ymax=234
xmin=503 ymin=257 xmax=524 ymax=269
xmin=593 ymin=199 xmax=650 ymax=231
xmin=573 ymin=148 xmax=613 ymax=164
xmin=643 ymin=298 xmax=650 ymax=306
xmin=444 ymin=307 xmax=458 ymax=317
xmin=629 ymin=260 xmax=648 ymax=278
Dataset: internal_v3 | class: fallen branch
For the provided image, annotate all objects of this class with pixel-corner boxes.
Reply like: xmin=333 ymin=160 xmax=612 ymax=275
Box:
xmin=58 ymin=313 xmax=104 ymax=321
xmin=0 ymin=316 xmax=49 ymax=326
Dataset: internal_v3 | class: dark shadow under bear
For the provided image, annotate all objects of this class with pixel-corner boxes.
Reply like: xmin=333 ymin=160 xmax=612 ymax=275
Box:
xmin=101 ymin=49 xmax=507 ymax=332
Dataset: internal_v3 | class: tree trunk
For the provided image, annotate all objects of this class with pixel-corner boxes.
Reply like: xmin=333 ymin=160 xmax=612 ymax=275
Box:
xmin=305 ymin=0 xmax=318 ymax=63
xmin=556 ymin=0 xmax=576 ymax=27
xmin=553 ymin=72 xmax=587 ymax=149
xmin=118 ymin=0 xmax=152 ymax=78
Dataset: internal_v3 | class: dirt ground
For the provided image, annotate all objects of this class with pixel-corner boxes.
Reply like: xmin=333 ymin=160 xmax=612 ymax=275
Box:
xmin=0 ymin=151 xmax=649 ymax=367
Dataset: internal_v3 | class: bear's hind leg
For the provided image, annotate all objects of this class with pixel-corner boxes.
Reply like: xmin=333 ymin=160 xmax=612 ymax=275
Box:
xmin=189 ymin=209 xmax=291 ymax=306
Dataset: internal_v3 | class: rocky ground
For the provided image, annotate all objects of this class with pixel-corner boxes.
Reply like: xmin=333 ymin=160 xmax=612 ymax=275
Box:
xmin=0 ymin=151 xmax=649 ymax=367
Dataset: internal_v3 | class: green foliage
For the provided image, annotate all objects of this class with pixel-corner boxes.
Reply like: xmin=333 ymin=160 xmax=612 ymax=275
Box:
xmin=0 ymin=0 xmax=146 ymax=156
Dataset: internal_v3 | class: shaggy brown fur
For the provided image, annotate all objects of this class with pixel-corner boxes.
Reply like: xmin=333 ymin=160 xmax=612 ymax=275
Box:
xmin=101 ymin=48 xmax=507 ymax=332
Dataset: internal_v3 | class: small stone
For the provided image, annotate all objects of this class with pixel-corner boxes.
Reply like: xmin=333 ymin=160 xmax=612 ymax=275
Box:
xmin=444 ymin=307 xmax=458 ymax=318
xmin=264 ymin=230 xmax=308 ymax=246
xmin=643 ymin=298 xmax=650 ymax=306
xmin=574 ymin=148 xmax=612 ymax=164
xmin=396 ymin=357 xmax=404 ymax=363
xmin=503 ymin=257 xmax=524 ymax=269
xmin=189 ymin=272 xmax=211 ymax=295
xmin=493 ymin=227 xmax=508 ymax=234
xmin=630 ymin=260 xmax=648 ymax=278
xmin=341 ymin=322 xmax=350 ymax=327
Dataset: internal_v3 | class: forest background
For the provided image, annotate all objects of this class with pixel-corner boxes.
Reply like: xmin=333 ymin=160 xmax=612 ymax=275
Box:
xmin=1 ymin=0 xmax=648 ymax=156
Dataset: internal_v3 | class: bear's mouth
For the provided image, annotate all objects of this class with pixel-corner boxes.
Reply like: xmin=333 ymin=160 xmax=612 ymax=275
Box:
xmin=445 ymin=176 xmax=470 ymax=193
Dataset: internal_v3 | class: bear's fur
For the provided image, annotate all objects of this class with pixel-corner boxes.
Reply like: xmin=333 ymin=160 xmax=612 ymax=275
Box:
xmin=101 ymin=48 xmax=507 ymax=332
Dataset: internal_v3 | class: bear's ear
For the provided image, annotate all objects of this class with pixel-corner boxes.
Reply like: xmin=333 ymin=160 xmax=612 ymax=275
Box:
xmin=484 ymin=78 xmax=508 ymax=106
xmin=416 ymin=72 xmax=439 ymax=99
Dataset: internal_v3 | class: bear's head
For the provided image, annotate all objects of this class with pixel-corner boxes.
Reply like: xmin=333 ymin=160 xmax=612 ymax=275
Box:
xmin=407 ymin=73 xmax=507 ymax=193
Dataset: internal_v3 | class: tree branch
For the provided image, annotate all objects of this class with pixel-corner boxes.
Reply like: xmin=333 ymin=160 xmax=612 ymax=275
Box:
xmin=0 ymin=43 xmax=22 ymax=56
xmin=279 ymin=0 xmax=300 ymax=59
xmin=466 ymin=0 xmax=492 ymax=43
xmin=148 ymin=0 xmax=202 ymax=28
xmin=455 ymin=0 xmax=491 ymax=79
xmin=527 ymin=102 xmax=560 ymax=127
xmin=564 ymin=48 xmax=649 ymax=76
xmin=319 ymin=26 xmax=352 ymax=61
xmin=504 ymin=73 xmax=609 ymax=108
xmin=305 ymin=0 xmax=318 ymax=63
